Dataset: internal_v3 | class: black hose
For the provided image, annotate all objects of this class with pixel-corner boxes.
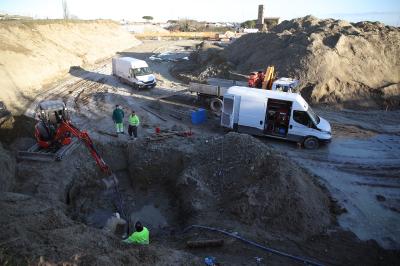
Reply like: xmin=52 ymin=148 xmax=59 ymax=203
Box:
xmin=183 ymin=225 xmax=324 ymax=266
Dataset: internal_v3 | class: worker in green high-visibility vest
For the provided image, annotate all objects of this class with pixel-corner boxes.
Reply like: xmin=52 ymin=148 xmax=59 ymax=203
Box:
xmin=128 ymin=110 xmax=140 ymax=140
xmin=123 ymin=221 xmax=149 ymax=244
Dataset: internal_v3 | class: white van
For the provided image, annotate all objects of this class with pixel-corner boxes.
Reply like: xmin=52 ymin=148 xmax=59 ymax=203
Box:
xmin=112 ymin=57 xmax=156 ymax=89
xmin=221 ymin=86 xmax=332 ymax=149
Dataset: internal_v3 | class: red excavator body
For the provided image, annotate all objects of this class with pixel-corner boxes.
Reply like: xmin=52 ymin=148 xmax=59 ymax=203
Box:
xmin=34 ymin=100 xmax=111 ymax=176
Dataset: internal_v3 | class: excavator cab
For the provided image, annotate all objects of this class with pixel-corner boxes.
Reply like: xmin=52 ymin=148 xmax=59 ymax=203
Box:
xmin=36 ymin=100 xmax=70 ymax=124
xmin=35 ymin=100 xmax=71 ymax=148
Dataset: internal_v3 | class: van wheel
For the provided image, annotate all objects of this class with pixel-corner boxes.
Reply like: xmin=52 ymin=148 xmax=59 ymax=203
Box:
xmin=303 ymin=137 xmax=319 ymax=149
xmin=210 ymin=98 xmax=223 ymax=113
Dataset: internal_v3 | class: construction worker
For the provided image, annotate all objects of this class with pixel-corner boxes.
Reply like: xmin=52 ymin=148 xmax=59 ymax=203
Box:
xmin=123 ymin=221 xmax=149 ymax=244
xmin=112 ymin=105 xmax=125 ymax=134
xmin=128 ymin=110 xmax=140 ymax=140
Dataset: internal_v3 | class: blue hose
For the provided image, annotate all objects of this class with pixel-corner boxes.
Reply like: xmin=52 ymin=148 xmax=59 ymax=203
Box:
xmin=183 ymin=225 xmax=324 ymax=266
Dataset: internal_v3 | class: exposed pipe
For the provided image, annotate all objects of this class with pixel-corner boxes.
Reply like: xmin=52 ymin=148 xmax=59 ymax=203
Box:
xmin=183 ymin=225 xmax=324 ymax=266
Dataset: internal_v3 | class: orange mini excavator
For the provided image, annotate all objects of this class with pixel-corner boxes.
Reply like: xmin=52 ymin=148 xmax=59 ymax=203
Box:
xmin=18 ymin=100 xmax=117 ymax=188
xmin=248 ymin=66 xmax=275 ymax=89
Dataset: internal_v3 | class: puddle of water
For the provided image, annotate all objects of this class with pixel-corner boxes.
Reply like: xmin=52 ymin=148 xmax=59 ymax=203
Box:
xmin=130 ymin=204 xmax=168 ymax=232
xmin=86 ymin=209 xmax=114 ymax=228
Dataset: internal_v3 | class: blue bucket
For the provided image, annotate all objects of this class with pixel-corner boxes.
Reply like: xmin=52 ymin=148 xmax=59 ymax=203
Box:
xmin=191 ymin=108 xmax=206 ymax=125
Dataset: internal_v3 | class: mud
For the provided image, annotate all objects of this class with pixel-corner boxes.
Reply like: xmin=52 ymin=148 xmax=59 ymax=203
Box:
xmin=0 ymin=143 xmax=15 ymax=191
xmin=267 ymin=108 xmax=400 ymax=250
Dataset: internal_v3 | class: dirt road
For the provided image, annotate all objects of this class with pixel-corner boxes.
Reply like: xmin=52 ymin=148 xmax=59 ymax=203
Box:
xmin=24 ymin=40 xmax=201 ymax=139
xmin=268 ymin=108 xmax=400 ymax=249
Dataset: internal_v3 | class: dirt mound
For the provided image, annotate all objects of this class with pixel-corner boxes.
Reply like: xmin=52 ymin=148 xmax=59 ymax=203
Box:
xmin=127 ymin=133 xmax=332 ymax=241
xmin=0 ymin=192 xmax=199 ymax=265
xmin=0 ymin=143 xmax=15 ymax=192
xmin=221 ymin=16 xmax=400 ymax=109
xmin=170 ymin=41 xmax=231 ymax=83
xmin=0 ymin=141 xmax=200 ymax=265
xmin=0 ymin=20 xmax=141 ymax=113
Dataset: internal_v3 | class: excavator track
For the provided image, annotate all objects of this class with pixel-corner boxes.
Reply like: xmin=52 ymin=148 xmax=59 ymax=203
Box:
xmin=17 ymin=138 xmax=80 ymax=162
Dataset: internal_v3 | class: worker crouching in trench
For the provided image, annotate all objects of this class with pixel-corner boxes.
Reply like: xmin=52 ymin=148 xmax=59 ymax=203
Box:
xmin=123 ymin=221 xmax=150 ymax=245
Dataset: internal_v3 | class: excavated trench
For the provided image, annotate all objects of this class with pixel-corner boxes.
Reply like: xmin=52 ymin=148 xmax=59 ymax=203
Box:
xmin=65 ymin=141 xmax=189 ymax=238
xmin=7 ymin=132 xmax=397 ymax=266
xmin=64 ymin=133 xmax=334 ymax=243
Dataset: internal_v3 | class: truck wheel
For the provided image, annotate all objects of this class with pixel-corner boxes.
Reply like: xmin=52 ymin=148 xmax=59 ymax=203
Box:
xmin=303 ymin=137 xmax=319 ymax=149
xmin=210 ymin=98 xmax=223 ymax=113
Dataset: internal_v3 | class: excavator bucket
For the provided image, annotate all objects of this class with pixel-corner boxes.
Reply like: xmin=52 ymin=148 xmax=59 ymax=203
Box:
xmin=102 ymin=174 xmax=119 ymax=190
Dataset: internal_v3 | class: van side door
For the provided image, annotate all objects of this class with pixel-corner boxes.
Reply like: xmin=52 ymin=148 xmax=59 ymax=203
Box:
xmin=237 ymin=96 xmax=266 ymax=131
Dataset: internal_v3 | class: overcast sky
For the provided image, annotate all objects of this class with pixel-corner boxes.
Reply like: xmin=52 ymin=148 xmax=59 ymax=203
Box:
xmin=1 ymin=0 xmax=399 ymax=26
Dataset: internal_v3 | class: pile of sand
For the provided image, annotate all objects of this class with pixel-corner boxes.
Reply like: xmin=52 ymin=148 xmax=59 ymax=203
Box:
xmin=223 ymin=16 xmax=400 ymax=108
xmin=0 ymin=20 xmax=141 ymax=113
xmin=127 ymin=133 xmax=332 ymax=241
xmin=125 ymin=23 xmax=170 ymax=34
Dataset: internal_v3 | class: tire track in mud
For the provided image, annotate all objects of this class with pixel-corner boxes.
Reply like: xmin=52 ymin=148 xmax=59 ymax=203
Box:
xmin=24 ymin=64 xmax=110 ymax=118
xmin=270 ymin=126 xmax=400 ymax=249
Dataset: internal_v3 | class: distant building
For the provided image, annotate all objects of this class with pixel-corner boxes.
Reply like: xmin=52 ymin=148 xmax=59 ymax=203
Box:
xmin=256 ymin=5 xmax=279 ymax=31
xmin=0 ymin=13 xmax=33 ymax=20
xmin=264 ymin=17 xmax=280 ymax=29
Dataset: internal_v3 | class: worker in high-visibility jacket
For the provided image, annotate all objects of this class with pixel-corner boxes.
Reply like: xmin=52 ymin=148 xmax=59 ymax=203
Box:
xmin=112 ymin=105 xmax=125 ymax=134
xmin=123 ymin=221 xmax=149 ymax=244
xmin=128 ymin=110 xmax=140 ymax=140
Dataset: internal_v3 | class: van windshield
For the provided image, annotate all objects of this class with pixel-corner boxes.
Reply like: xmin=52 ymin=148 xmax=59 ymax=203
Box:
xmin=307 ymin=106 xmax=320 ymax=125
xmin=132 ymin=67 xmax=153 ymax=76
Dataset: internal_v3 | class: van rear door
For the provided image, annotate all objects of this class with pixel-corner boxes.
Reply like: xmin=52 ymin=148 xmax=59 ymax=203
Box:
xmin=221 ymin=94 xmax=240 ymax=128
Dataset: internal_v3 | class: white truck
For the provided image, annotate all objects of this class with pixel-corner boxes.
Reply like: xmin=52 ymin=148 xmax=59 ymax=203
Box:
xmin=221 ymin=86 xmax=332 ymax=149
xmin=112 ymin=57 xmax=156 ymax=89
xmin=189 ymin=77 xmax=300 ymax=112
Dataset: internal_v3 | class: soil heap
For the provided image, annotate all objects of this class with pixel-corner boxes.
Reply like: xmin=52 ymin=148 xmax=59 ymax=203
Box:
xmin=0 ymin=20 xmax=141 ymax=113
xmin=224 ymin=16 xmax=400 ymax=108
xmin=127 ymin=132 xmax=332 ymax=241
xmin=0 ymin=143 xmax=199 ymax=265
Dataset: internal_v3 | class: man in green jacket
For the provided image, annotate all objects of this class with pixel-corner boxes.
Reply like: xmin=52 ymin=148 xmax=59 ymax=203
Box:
xmin=112 ymin=105 xmax=125 ymax=134
xmin=128 ymin=110 xmax=140 ymax=140
xmin=123 ymin=221 xmax=149 ymax=244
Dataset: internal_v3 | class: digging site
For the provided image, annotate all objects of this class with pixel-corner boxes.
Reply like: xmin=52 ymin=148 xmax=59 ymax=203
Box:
xmin=1 ymin=3 xmax=400 ymax=266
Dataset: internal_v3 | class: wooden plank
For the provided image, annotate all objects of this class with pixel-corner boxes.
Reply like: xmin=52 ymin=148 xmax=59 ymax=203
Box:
xmin=140 ymin=106 xmax=167 ymax=122
xmin=155 ymin=88 xmax=189 ymax=100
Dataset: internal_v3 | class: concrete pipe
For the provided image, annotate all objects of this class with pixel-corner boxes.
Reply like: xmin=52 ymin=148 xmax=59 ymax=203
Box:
xmin=210 ymin=98 xmax=223 ymax=113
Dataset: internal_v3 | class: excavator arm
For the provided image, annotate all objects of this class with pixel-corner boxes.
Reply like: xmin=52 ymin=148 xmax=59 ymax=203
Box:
xmin=56 ymin=121 xmax=111 ymax=175
xmin=262 ymin=66 xmax=275 ymax=90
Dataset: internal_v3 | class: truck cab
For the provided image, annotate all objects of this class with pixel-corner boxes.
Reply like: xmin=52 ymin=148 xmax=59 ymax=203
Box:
xmin=112 ymin=57 xmax=156 ymax=89
xmin=221 ymin=86 xmax=331 ymax=149
xmin=271 ymin=78 xmax=299 ymax=93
